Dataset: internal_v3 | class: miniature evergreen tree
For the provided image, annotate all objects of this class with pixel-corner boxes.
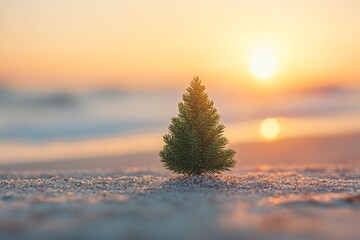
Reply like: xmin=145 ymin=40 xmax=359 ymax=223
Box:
xmin=159 ymin=77 xmax=236 ymax=175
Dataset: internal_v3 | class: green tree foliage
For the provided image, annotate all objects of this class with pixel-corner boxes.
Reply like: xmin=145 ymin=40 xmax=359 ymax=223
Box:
xmin=159 ymin=77 xmax=236 ymax=175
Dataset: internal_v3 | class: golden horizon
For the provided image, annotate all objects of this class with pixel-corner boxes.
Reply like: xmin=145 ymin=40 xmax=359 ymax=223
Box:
xmin=0 ymin=1 xmax=359 ymax=91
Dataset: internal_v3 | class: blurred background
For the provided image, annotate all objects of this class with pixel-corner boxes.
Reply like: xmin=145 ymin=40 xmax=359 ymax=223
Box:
xmin=0 ymin=0 xmax=359 ymax=169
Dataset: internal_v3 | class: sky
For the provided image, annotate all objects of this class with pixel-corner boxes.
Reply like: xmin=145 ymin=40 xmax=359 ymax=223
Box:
xmin=0 ymin=0 xmax=359 ymax=92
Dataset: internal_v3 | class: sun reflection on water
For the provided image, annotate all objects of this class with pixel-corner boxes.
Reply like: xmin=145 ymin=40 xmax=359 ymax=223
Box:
xmin=260 ymin=118 xmax=281 ymax=140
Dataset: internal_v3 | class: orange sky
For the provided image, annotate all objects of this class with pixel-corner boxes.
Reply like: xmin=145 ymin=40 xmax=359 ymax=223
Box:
xmin=0 ymin=0 xmax=359 ymax=92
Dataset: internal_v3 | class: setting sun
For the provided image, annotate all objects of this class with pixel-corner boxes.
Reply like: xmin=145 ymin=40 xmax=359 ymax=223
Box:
xmin=260 ymin=118 xmax=281 ymax=140
xmin=249 ymin=46 xmax=277 ymax=79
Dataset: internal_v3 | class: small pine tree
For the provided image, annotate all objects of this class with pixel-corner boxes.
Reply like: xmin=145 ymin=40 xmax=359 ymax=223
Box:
xmin=159 ymin=77 xmax=236 ymax=175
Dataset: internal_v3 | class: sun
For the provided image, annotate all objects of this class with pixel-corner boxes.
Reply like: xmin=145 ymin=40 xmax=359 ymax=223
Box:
xmin=249 ymin=46 xmax=277 ymax=79
xmin=260 ymin=118 xmax=280 ymax=140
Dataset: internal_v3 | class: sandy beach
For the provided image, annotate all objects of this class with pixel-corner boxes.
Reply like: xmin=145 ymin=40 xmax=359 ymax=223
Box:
xmin=0 ymin=134 xmax=360 ymax=240
xmin=1 ymin=133 xmax=359 ymax=240
xmin=1 ymin=164 xmax=359 ymax=240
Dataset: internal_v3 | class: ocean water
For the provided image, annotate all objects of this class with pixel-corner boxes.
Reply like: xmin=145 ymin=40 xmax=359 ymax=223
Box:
xmin=0 ymin=88 xmax=178 ymax=142
xmin=0 ymin=86 xmax=359 ymax=164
